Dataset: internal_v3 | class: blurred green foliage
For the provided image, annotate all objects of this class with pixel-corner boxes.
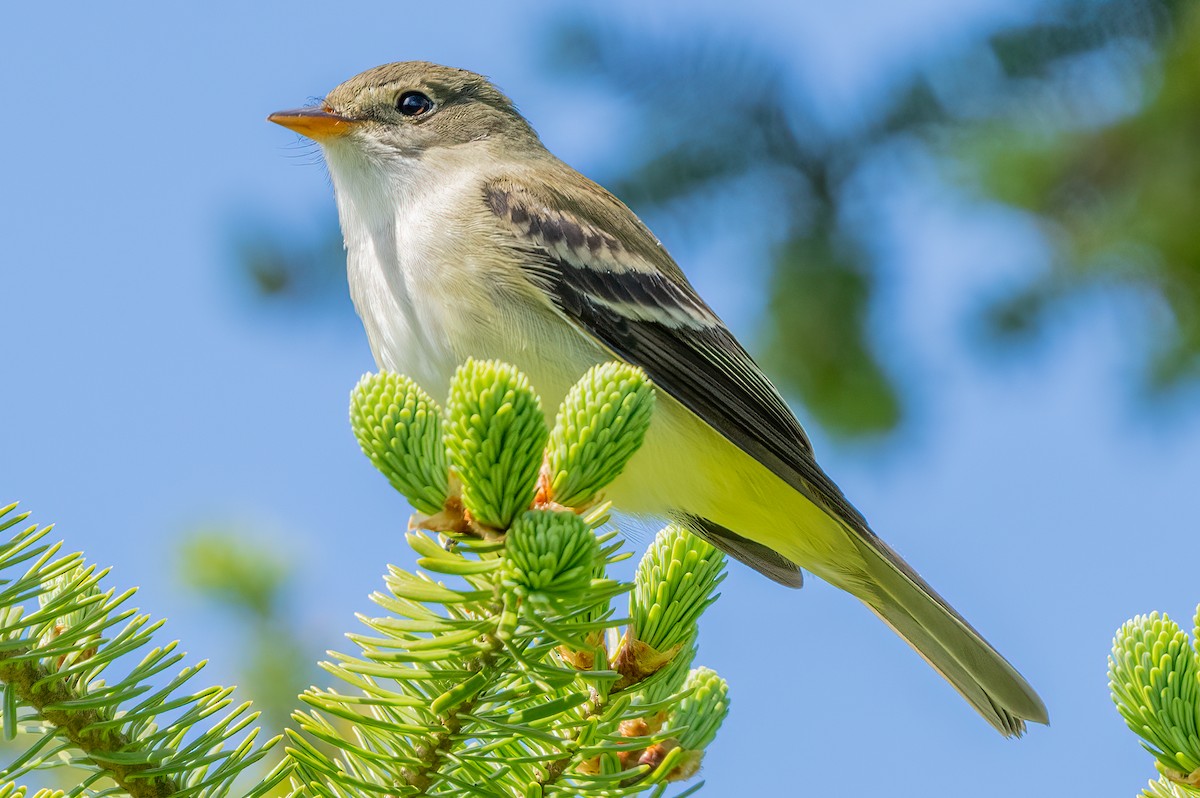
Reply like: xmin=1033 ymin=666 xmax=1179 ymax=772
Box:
xmin=176 ymin=529 xmax=316 ymax=735
xmin=229 ymin=212 xmax=348 ymax=313
xmin=240 ymin=0 xmax=1197 ymax=438
xmin=545 ymin=0 xmax=1194 ymax=433
xmin=968 ymin=1 xmax=1200 ymax=391
xmin=543 ymin=23 xmax=918 ymax=436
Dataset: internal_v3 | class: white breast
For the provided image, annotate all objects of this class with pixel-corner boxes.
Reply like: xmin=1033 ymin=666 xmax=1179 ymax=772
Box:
xmin=322 ymin=144 xmax=480 ymax=394
xmin=322 ymin=141 xmax=604 ymax=404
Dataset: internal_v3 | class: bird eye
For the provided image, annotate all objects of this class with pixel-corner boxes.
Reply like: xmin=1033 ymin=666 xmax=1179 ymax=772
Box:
xmin=397 ymin=91 xmax=434 ymax=117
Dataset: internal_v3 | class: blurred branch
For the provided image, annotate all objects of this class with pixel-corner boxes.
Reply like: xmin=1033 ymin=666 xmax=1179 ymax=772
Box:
xmin=228 ymin=212 xmax=348 ymax=317
xmin=0 ymin=504 xmax=286 ymax=796
xmin=965 ymin=1 xmax=1200 ymax=393
xmin=175 ymin=529 xmax=316 ymax=735
xmin=544 ymin=0 xmax=1194 ymax=430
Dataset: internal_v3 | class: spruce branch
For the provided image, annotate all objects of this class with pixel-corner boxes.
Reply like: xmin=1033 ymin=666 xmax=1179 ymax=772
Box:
xmin=283 ymin=361 xmax=732 ymax=797
xmin=0 ymin=503 xmax=288 ymax=797
xmin=2 ymin=358 xmax=735 ymax=797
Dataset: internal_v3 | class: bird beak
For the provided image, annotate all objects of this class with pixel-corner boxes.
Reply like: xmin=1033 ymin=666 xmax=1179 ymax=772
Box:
xmin=267 ymin=106 xmax=358 ymax=141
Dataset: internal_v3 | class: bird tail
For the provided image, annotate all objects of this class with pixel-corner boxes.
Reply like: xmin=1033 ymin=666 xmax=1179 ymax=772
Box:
xmin=848 ymin=531 xmax=1048 ymax=736
xmin=675 ymin=508 xmax=1046 ymax=735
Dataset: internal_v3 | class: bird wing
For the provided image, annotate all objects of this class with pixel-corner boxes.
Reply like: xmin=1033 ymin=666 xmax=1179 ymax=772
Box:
xmin=482 ymin=174 xmax=1048 ymax=735
xmin=483 ymin=176 xmax=870 ymax=536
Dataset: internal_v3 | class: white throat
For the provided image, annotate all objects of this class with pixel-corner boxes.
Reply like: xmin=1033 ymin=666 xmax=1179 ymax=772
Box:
xmin=319 ymin=137 xmax=609 ymax=413
xmin=322 ymin=142 xmax=481 ymax=394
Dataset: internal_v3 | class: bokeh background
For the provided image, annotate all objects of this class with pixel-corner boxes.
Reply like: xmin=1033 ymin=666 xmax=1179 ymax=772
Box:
xmin=4 ymin=0 xmax=1200 ymax=794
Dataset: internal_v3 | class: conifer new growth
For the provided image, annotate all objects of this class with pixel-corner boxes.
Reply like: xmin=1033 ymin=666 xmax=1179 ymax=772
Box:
xmin=661 ymin=668 xmax=730 ymax=782
xmin=504 ymin=509 xmax=601 ymax=596
xmin=350 ymin=372 xmax=450 ymax=515
xmin=546 ymin=362 xmax=655 ymax=508
xmin=1110 ymin=605 xmax=1200 ymax=796
xmin=444 ymin=360 xmax=549 ymax=529
xmin=0 ymin=358 xmax=732 ymax=798
xmin=614 ymin=527 xmax=726 ymax=699
xmin=287 ymin=359 xmax=732 ymax=796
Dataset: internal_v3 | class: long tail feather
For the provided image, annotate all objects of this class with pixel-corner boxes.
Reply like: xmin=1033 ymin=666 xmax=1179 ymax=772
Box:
xmin=851 ymin=533 xmax=1048 ymax=736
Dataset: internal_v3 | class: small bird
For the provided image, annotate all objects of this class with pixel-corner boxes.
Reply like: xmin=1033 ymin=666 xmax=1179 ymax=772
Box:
xmin=269 ymin=61 xmax=1047 ymax=736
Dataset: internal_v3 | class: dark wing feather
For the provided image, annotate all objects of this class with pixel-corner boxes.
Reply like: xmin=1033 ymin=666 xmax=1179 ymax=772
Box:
xmin=484 ymin=180 xmax=872 ymax=537
xmin=485 ymin=179 xmax=1049 ymax=735
xmin=679 ymin=514 xmax=804 ymax=588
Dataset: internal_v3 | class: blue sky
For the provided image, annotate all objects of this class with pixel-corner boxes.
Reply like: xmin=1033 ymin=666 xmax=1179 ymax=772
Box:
xmin=3 ymin=1 xmax=1199 ymax=795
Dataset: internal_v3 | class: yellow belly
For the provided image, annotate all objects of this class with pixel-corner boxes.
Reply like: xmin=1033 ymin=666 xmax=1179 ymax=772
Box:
xmin=605 ymin=392 xmax=870 ymax=587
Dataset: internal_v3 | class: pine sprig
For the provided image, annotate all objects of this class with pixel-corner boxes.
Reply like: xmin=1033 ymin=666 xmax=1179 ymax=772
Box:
xmin=0 ymin=783 xmax=66 ymax=798
xmin=613 ymin=528 xmax=725 ymax=700
xmin=283 ymin=362 xmax=731 ymax=797
xmin=0 ymin=503 xmax=289 ymax=797
xmin=0 ymin=358 xmax=733 ymax=797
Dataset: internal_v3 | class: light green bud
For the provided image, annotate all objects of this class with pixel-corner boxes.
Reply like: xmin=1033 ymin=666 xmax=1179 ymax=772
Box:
xmin=673 ymin=667 xmax=730 ymax=751
xmin=546 ymin=362 xmax=655 ymax=507
xmin=443 ymin=360 xmax=548 ymax=529
xmin=350 ymin=372 xmax=449 ymax=515
xmin=504 ymin=509 xmax=599 ymax=596
xmin=1109 ymin=610 xmax=1200 ymax=778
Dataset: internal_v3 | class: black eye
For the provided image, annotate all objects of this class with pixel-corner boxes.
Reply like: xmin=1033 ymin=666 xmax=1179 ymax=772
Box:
xmin=397 ymin=91 xmax=434 ymax=117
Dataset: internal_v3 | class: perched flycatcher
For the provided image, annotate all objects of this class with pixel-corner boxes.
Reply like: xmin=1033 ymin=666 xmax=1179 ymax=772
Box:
xmin=269 ymin=61 xmax=1047 ymax=736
